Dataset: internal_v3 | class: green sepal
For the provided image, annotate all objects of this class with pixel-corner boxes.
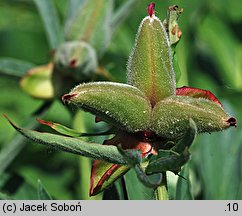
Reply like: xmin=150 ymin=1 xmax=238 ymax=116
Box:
xmin=63 ymin=82 xmax=152 ymax=133
xmin=90 ymin=160 xmax=129 ymax=196
xmin=127 ymin=16 xmax=175 ymax=105
xmin=117 ymin=146 xmax=142 ymax=166
xmin=54 ymin=41 xmax=97 ymax=79
xmin=146 ymin=119 xmax=196 ymax=175
xmin=20 ymin=63 xmax=54 ymax=99
xmin=37 ymin=118 xmax=114 ymax=137
xmin=150 ymin=96 xmax=233 ymax=139
xmin=172 ymin=118 xmax=197 ymax=154
xmin=65 ymin=0 xmax=113 ymax=54
xmin=4 ymin=115 xmax=128 ymax=165
xmin=134 ymin=164 xmax=162 ymax=188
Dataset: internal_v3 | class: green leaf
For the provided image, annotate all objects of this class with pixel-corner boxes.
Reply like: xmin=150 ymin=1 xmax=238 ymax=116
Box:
xmin=20 ymin=63 xmax=54 ymax=99
xmin=0 ymin=58 xmax=35 ymax=78
xmin=38 ymin=179 xmax=52 ymax=200
xmin=34 ymin=0 xmax=64 ymax=49
xmin=90 ymin=160 xmax=129 ymax=196
xmin=66 ymin=0 xmax=84 ymax=22
xmin=63 ymin=82 xmax=151 ymax=133
xmin=150 ymin=96 xmax=235 ymax=139
xmin=127 ymin=16 xmax=176 ymax=105
xmin=65 ymin=0 xmax=113 ymax=54
xmin=175 ymin=165 xmax=193 ymax=200
xmin=4 ymin=115 xmax=128 ymax=165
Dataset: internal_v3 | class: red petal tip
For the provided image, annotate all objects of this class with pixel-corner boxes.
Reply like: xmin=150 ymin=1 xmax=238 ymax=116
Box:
xmin=89 ymin=161 xmax=120 ymax=196
xmin=147 ymin=2 xmax=155 ymax=17
xmin=69 ymin=59 xmax=77 ymax=68
xmin=95 ymin=116 xmax=102 ymax=123
xmin=176 ymin=86 xmax=222 ymax=107
xmin=3 ymin=114 xmax=18 ymax=129
xmin=36 ymin=118 xmax=54 ymax=127
xmin=226 ymin=117 xmax=237 ymax=127
xmin=61 ymin=93 xmax=77 ymax=104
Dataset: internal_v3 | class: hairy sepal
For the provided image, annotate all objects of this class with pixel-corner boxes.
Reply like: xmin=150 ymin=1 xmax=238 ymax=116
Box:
xmin=127 ymin=16 xmax=175 ymax=106
xmin=63 ymin=82 xmax=152 ymax=133
xmin=150 ymin=96 xmax=234 ymax=139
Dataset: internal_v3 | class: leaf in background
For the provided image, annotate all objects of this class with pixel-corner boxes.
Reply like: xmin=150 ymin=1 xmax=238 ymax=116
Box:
xmin=0 ymin=58 xmax=35 ymax=78
xmin=13 ymin=182 xmax=38 ymax=200
xmin=124 ymin=169 xmax=154 ymax=200
xmin=34 ymin=0 xmax=64 ymax=49
xmin=210 ymin=0 xmax=242 ymax=22
xmin=0 ymin=192 xmax=10 ymax=200
xmin=175 ymin=164 xmax=193 ymax=200
xmin=38 ymin=179 xmax=52 ymax=200
xmin=65 ymin=0 xmax=113 ymax=54
xmin=4 ymin=115 xmax=128 ymax=165
xmin=197 ymin=15 xmax=242 ymax=91
xmin=0 ymin=101 xmax=51 ymax=175
xmin=191 ymin=104 xmax=241 ymax=199
xmin=19 ymin=166 xmax=73 ymax=200
xmin=20 ymin=63 xmax=54 ymax=99
xmin=66 ymin=0 xmax=84 ymax=22
xmin=111 ymin=0 xmax=138 ymax=34
xmin=173 ymin=53 xmax=181 ymax=82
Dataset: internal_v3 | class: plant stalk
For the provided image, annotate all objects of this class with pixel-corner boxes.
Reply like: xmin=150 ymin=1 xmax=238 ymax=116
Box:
xmin=154 ymin=172 xmax=169 ymax=200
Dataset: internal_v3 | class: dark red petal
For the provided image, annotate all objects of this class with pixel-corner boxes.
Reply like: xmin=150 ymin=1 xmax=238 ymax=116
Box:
xmin=147 ymin=2 xmax=155 ymax=17
xmin=226 ymin=117 xmax=237 ymax=127
xmin=89 ymin=160 xmax=121 ymax=196
xmin=176 ymin=86 xmax=222 ymax=107
xmin=61 ymin=93 xmax=77 ymax=104
xmin=69 ymin=59 xmax=77 ymax=68
xmin=95 ymin=116 xmax=102 ymax=123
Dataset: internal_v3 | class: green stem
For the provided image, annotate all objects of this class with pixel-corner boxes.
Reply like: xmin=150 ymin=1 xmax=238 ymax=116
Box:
xmin=154 ymin=172 xmax=169 ymax=200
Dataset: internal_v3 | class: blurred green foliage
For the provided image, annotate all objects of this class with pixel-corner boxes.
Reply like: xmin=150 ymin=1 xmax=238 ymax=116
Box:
xmin=0 ymin=0 xmax=241 ymax=199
